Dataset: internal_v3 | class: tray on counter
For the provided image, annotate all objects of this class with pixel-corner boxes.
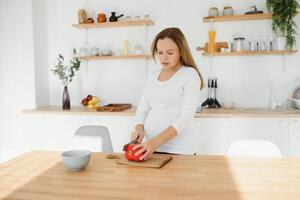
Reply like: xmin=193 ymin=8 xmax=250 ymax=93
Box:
xmin=97 ymin=103 xmax=132 ymax=112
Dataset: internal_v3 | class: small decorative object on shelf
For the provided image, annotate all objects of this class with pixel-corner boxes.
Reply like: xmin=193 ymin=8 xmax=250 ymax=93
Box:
xmin=266 ymin=0 xmax=300 ymax=50
xmin=78 ymin=9 xmax=87 ymax=24
xmin=223 ymin=6 xmax=233 ymax=16
xmin=97 ymin=13 xmax=106 ymax=23
xmin=109 ymin=12 xmax=124 ymax=22
xmin=51 ymin=49 xmax=81 ymax=110
xmin=245 ymin=5 xmax=263 ymax=14
xmin=133 ymin=43 xmax=144 ymax=55
xmin=208 ymin=29 xmax=217 ymax=52
xmin=208 ymin=7 xmax=219 ymax=17
xmin=86 ymin=17 xmax=94 ymax=23
xmin=123 ymin=40 xmax=129 ymax=55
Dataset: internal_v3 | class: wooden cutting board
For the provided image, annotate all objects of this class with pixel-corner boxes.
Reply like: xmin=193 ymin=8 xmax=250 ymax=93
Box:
xmin=116 ymin=154 xmax=173 ymax=168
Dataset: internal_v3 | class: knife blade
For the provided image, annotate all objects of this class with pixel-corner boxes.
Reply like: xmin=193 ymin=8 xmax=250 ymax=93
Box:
xmin=122 ymin=139 xmax=139 ymax=151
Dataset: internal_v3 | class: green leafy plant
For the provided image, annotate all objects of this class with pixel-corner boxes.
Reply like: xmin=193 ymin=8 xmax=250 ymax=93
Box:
xmin=266 ymin=0 xmax=300 ymax=50
xmin=51 ymin=49 xmax=81 ymax=86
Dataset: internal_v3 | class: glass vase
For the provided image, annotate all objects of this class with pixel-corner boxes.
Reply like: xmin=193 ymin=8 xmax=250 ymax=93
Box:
xmin=62 ymin=85 xmax=70 ymax=110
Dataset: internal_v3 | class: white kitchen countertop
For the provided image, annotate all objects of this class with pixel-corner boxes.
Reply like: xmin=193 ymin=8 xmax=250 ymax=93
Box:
xmin=22 ymin=106 xmax=300 ymax=118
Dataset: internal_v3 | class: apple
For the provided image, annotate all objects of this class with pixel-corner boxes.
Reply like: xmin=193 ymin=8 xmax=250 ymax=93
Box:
xmin=81 ymin=98 xmax=88 ymax=106
xmin=87 ymin=94 xmax=93 ymax=101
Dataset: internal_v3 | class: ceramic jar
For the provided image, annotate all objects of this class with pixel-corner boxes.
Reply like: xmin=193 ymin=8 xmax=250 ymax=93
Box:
xmin=97 ymin=13 xmax=106 ymax=23
xmin=223 ymin=6 xmax=233 ymax=16
xmin=208 ymin=7 xmax=219 ymax=17
xmin=78 ymin=9 xmax=87 ymax=24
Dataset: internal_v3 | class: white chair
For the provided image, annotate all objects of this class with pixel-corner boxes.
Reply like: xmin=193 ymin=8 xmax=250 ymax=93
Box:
xmin=227 ymin=140 xmax=282 ymax=157
xmin=72 ymin=126 xmax=113 ymax=152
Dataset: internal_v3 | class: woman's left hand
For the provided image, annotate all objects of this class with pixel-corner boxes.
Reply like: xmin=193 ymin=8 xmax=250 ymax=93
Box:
xmin=132 ymin=140 xmax=158 ymax=161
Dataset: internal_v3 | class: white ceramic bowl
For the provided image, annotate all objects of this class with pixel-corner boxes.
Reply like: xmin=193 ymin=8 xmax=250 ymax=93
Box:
xmin=61 ymin=150 xmax=91 ymax=172
xmin=223 ymin=102 xmax=235 ymax=109
xmin=289 ymin=98 xmax=300 ymax=109
xmin=100 ymin=49 xmax=112 ymax=56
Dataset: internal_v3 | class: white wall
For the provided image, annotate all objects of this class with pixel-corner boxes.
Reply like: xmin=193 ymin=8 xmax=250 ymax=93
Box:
xmin=0 ymin=0 xmax=36 ymax=161
xmin=32 ymin=0 xmax=49 ymax=106
xmin=46 ymin=0 xmax=300 ymax=108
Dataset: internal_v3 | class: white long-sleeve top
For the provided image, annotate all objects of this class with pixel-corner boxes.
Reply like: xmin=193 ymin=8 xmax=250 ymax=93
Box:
xmin=135 ymin=66 xmax=201 ymax=154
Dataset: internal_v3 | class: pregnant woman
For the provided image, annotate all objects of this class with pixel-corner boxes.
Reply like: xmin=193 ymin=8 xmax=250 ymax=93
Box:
xmin=131 ymin=27 xmax=204 ymax=160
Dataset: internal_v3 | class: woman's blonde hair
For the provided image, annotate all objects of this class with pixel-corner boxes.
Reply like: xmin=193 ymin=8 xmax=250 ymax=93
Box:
xmin=151 ymin=27 xmax=204 ymax=90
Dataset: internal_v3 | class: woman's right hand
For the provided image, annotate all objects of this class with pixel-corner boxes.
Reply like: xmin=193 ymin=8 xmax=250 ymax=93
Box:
xmin=131 ymin=124 xmax=145 ymax=143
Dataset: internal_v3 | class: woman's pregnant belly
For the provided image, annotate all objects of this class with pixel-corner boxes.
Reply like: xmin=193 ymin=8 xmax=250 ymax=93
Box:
xmin=144 ymin=107 xmax=179 ymax=139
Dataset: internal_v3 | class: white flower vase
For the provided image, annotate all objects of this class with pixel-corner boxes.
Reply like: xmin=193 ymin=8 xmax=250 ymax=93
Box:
xmin=276 ymin=36 xmax=287 ymax=51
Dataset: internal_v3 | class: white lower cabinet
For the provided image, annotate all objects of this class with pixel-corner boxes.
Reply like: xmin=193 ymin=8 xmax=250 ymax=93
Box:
xmin=23 ymin=114 xmax=300 ymax=157
xmin=23 ymin=115 xmax=81 ymax=151
xmin=23 ymin=114 xmax=135 ymax=153
xmin=289 ymin=118 xmax=300 ymax=156
xmin=230 ymin=118 xmax=289 ymax=156
xmin=193 ymin=118 xmax=230 ymax=155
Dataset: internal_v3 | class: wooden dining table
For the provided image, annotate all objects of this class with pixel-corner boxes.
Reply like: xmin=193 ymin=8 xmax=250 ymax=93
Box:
xmin=1 ymin=151 xmax=300 ymax=200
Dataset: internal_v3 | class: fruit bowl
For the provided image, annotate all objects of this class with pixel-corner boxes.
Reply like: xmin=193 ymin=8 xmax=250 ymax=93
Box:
xmin=81 ymin=94 xmax=101 ymax=110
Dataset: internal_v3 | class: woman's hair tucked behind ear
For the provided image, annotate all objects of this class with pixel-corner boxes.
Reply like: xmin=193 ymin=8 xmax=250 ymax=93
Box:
xmin=151 ymin=27 xmax=204 ymax=90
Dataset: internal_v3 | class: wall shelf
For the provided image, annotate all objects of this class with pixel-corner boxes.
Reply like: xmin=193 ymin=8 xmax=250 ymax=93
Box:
xmin=72 ymin=19 xmax=154 ymax=29
xmin=203 ymin=12 xmax=298 ymax=23
xmin=78 ymin=54 xmax=152 ymax=61
xmin=203 ymin=13 xmax=273 ymax=23
xmin=201 ymin=50 xmax=298 ymax=56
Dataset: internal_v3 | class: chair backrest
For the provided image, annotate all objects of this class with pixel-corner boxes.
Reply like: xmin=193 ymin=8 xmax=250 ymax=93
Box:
xmin=227 ymin=140 xmax=282 ymax=157
xmin=72 ymin=126 xmax=113 ymax=152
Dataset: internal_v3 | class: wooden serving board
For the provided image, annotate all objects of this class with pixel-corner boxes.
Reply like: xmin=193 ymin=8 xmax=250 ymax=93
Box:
xmin=97 ymin=103 xmax=132 ymax=112
xmin=116 ymin=154 xmax=173 ymax=168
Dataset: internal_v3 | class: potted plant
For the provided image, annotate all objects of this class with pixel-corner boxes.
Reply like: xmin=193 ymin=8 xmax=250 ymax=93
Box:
xmin=51 ymin=49 xmax=81 ymax=110
xmin=266 ymin=0 xmax=300 ymax=50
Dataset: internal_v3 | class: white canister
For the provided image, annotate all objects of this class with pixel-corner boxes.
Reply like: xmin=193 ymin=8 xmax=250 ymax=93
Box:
xmin=233 ymin=37 xmax=245 ymax=52
xmin=208 ymin=7 xmax=219 ymax=17
xmin=276 ymin=36 xmax=287 ymax=51
xmin=223 ymin=6 xmax=233 ymax=16
xmin=78 ymin=47 xmax=89 ymax=57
